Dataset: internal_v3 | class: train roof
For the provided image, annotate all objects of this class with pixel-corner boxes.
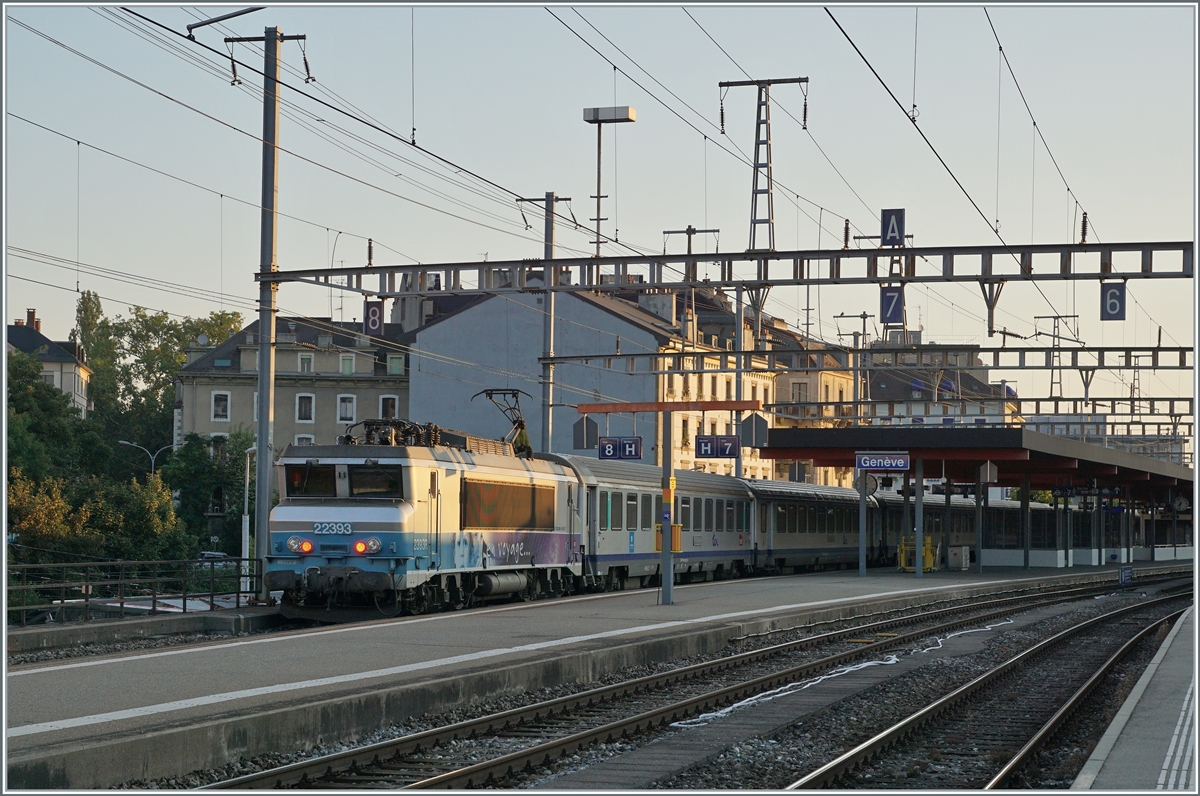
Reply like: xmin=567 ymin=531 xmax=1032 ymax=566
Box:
xmin=551 ymin=454 xmax=755 ymax=497
xmin=738 ymin=478 xmax=866 ymax=505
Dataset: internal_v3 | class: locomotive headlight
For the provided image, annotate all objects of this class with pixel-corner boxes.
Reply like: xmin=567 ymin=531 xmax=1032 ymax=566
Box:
xmin=286 ymin=536 xmax=302 ymax=552
xmin=365 ymin=537 xmax=382 ymax=554
xmin=354 ymin=540 xmax=368 ymax=554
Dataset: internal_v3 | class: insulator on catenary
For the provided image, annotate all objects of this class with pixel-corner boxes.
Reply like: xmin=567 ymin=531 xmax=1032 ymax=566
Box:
xmin=1080 ymin=211 xmax=1089 ymax=245
xmin=719 ymin=99 xmax=726 ymax=135
xmin=368 ymin=238 xmax=373 ymax=267
xmin=802 ymin=98 xmax=808 ymax=130
xmin=843 ymin=220 xmax=850 ymax=250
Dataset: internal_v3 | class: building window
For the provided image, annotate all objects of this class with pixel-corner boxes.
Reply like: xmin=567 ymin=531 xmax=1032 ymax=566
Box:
xmin=42 ymin=374 xmax=55 ymax=386
xmin=337 ymin=394 xmax=356 ymax=423
xmin=726 ymin=378 xmax=732 ymax=399
xmin=380 ymin=395 xmax=399 ymax=419
xmin=340 ymin=355 xmax=354 ymax=375
xmin=211 ymin=391 xmax=231 ymax=422
xmin=387 ymin=355 xmax=404 ymax=376
xmin=294 ymin=435 xmax=315 ymax=446
xmin=751 ymin=384 xmax=757 ymax=401
xmin=763 ymin=388 xmax=769 ymax=405
xmin=253 ymin=392 xmax=258 ymax=422
xmin=296 ymin=393 xmax=315 ymax=423
xmin=298 ymin=353 xmax=313 ymax=373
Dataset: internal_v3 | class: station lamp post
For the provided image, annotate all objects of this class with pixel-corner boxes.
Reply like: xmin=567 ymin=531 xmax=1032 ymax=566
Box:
xmin=583 ymin=106 xmax=636 ymax=272
xmin=119 ymin=441 xmax=174 ymax=475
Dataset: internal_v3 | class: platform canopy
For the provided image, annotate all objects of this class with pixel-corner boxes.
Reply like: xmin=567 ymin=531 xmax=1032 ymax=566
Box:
xmin=763 ymin=426 xmax=1193 ymax=499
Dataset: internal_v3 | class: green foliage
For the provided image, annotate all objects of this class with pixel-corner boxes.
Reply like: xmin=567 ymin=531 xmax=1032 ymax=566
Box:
xmin=6 ymin=349 xmax=110 ymax=481
xmin=7 ymin=292 xmax=243 ymax=563
xmin=71 ymin=474 xmax=194 ymax=561
xmin=161 ymin=428 xmax=257 ymax=555
xmin=1008 ymin=486 xmax=1055 ymax=505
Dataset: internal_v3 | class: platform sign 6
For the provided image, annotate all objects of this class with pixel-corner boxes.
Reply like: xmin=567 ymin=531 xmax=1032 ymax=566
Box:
xmin=363 ymin=300 xmax=384 ymax=336
xmin=599 ymin=436 xmax=643 ymax=460
xmin=880 ymin=286 xmax=905 ymax=325
xmin=1100 ymin=282 xmax=1126 ymax=321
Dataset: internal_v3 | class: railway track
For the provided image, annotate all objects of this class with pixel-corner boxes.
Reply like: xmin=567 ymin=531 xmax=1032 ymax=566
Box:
xmin=204 ymin=582 xmax=1153 ymax=789
xmin=786 ymin=594 xmax=1190 ymax=789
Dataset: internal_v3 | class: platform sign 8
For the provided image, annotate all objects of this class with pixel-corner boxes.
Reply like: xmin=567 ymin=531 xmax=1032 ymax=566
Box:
xmin=1100 ymin=282 xmax=1126 ymax=321
xmin=598 ymin=437 xmax=621 ymax=459
xmin=363 ymin=300 xmax=384 ymax=335
xmin=880 ymin=286 xmax=905 ymax=325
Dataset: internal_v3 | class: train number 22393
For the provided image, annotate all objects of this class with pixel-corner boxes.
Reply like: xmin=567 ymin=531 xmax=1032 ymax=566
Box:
xmin=313 ymin=522 xmax=354 ymax=534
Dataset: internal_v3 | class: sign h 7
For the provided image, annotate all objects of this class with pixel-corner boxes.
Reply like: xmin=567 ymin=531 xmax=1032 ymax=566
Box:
xmin=856 ymin=451 xmax=910 ymax=471
xmin=695 ymin=435 xmax=740 ymax=458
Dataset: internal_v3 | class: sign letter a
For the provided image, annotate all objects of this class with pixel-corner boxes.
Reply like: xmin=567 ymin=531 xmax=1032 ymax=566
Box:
xmin=885 ymin=215 xmax=900 ymax=244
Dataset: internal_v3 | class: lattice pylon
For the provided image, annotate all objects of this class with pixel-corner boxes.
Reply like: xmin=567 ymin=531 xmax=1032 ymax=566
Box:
xmin=748 ymin=84 xmax=775 ymax=252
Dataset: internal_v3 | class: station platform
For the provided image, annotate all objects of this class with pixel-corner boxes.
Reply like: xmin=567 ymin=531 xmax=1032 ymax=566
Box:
xmin=5 ymin=561 xmax=1191 ymax=789
xmin=1073 ymin=603 xmax=1195 ymax=791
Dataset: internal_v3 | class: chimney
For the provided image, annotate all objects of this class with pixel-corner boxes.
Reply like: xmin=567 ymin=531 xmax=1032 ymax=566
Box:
xmin=27 ymin=309 xmax=40 ymax=333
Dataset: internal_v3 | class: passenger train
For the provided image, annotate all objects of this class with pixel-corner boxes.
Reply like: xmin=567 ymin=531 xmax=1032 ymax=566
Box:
xmin=262 ymin=419 xmax=1069 ymax=619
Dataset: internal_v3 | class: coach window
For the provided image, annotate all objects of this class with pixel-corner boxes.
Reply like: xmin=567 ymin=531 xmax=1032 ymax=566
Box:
xmin=726 ymin=500 xmax=735 ymax=531
xmin=775 ymin=504 xmax=786 ymax=534
xmin=599 ymin=491 xmax=609 ymax=530
xmin=626 ymin=493 xmax=639 ymax=531
xmin=715 ymin=499 xmax=725 ymax=532
xmin=641 ymin=494 xmax=652 ymax=531
xmin=680 ymin=497 xmax=691 ymax=531
xmin=735 ymin=501 xmax=744 ymax=532
xmin=611 ymin=492 xmax=624 ymax=531
xmin=655 ymin=496 xmax=663 ymax=527
xmin=704 ymin=498 xmax=715 ymax=532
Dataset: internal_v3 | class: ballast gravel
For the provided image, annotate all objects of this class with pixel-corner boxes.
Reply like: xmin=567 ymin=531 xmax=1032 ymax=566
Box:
xmin=648 ymin=593 xmax=1159 ymax=789
xmin=106 ymin=588 xmax=1141 ymax=789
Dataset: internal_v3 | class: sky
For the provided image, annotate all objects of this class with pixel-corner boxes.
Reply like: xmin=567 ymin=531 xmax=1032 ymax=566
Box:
xmin=3 ymin=3 xmax=1197 ymax=406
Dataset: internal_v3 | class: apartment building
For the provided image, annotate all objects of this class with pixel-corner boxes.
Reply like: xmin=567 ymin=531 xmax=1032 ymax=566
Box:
xmin=7 ymin=308 xmax=92 ymax=418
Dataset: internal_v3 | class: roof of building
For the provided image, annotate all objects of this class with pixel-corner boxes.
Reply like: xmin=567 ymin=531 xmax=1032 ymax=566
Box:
xmin=178 ymin=317 xmax=410 ymax=377
xmin=6 ymin=324 xmax=89 ymax=368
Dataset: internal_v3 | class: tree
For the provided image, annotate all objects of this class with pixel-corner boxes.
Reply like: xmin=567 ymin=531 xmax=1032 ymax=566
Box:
xmin=1008 ymin=486 xmax=1055 ymax=505
xmin=6 ymin=468 xmax=99 ymax=564
xmin=71 ymin=474 xmax=193 ymax=561
xmin=67 ymin=292 xmax=242 ymax=483
xmin=161 ymin=427 xmax=257 ymax=554
xmin=6 ymin=349 xmax=110 ymax=481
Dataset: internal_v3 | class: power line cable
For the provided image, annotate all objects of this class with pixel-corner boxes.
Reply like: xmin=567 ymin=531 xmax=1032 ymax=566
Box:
xmin=824 ymin=8 xmax=1067 ymax=324
xmin=982 ymin=7 xmax=1099 ymax=243
xmin=115 ymin=7 xmax=658 ymax=259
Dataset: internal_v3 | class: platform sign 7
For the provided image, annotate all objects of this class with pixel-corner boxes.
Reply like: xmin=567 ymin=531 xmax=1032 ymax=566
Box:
xmin=1100 ymin=282 xmax=1126 ymax=321
xmin=880 ymin=286 xmax=905 ymax=325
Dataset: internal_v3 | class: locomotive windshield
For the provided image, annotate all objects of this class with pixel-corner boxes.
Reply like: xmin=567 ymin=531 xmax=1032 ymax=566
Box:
xmin=285 ymin=464 xmax=336 ymax=497
xmin=349 ymin=465 xmax=404 ymax=497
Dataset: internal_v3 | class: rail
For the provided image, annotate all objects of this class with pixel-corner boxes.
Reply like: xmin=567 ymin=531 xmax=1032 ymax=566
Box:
xmin=6 ymin=558 xmax=264 ymax=627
